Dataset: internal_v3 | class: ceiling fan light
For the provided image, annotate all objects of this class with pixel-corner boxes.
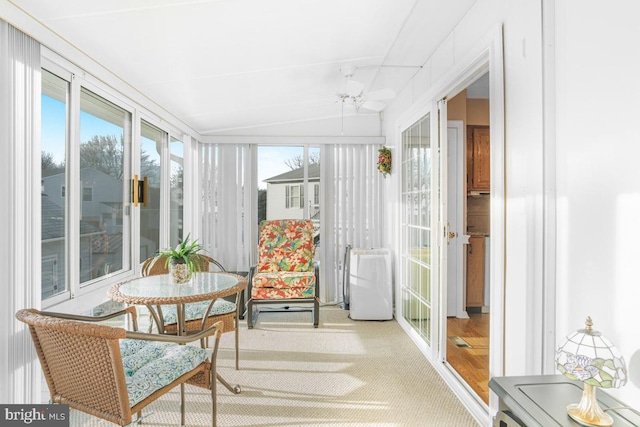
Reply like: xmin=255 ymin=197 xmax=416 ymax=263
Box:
xmin=340 ymin=64 xmax=357 ymax=78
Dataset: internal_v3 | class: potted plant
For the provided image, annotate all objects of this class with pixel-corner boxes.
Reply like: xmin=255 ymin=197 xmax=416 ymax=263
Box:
xmin=377 ymin=146 xmax=392 ymax=177
xmin=155 ymin=233 xmax=205 ymax=283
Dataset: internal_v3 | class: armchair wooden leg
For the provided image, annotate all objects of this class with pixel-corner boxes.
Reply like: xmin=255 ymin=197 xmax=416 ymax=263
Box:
xmin=314 ymin=298 xmax=319 ymax=328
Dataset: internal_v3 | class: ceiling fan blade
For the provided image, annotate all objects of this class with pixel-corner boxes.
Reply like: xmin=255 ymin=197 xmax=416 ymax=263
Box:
xmin=361 ymin=100 xmax=387 ymax=112
xmin=367 ymin=88 xmax=396 ymax=101
xmin=346 ymin=79 xmax=364 ymax=97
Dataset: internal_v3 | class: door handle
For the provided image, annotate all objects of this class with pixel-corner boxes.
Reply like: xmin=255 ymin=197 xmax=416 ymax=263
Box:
xmin=131 ymin=175 xmax=148 ymax=208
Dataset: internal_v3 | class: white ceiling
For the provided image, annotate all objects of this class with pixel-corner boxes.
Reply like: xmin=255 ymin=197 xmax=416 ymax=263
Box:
xmin=10 ymin=0 xmax=479 ymax=136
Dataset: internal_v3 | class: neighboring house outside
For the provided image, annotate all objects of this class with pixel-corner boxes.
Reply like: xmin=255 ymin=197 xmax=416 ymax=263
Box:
xmin=264 ymin=163 xmax=320 ymax=241
xmin=42 ymin=167 xmax=124 ymax=234
xmin=41 ymin=168 xmax=125 ymax=296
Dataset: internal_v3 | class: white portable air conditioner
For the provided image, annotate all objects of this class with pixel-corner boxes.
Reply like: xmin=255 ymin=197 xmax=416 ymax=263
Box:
xmin=348 ymin=248 xmax=393 ymax=320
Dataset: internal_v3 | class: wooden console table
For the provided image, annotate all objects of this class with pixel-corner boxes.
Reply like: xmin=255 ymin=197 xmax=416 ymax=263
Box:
xmin=489 ymin=375 xmax=640 ymax=426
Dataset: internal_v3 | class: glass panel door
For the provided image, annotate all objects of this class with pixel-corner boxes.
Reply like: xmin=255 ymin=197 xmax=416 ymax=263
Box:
xmin=400 ymin=113 xmax=433 ymax=343
xmin=79 ymin=88 xmax=130 ymax=283
xmin=139 ymin=121 xmax=164 ymax=261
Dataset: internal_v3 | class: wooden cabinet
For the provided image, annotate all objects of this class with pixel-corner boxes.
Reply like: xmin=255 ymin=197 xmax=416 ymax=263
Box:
xmin=466 ymin=235 xmax=485 ymax=308
xmin=467 ymin=125 xmax=490 ymax=192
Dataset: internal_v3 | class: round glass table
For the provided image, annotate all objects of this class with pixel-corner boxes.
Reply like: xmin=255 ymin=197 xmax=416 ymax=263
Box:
xmin=109 ymin=272 xmax=246 ymax=334
xmin=109 ymin=272 xmax=247 ymax=394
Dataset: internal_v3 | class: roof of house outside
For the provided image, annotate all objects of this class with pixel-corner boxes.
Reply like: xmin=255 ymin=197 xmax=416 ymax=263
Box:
xmin=264 ymin=163 xmax=320 ymax=184
xmin=42 ymin=194 xmax=100 ymax=240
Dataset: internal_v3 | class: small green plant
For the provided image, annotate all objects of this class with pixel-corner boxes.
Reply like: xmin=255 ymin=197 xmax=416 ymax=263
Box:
xmin=155 ymin=233 xmax=205 ymax=274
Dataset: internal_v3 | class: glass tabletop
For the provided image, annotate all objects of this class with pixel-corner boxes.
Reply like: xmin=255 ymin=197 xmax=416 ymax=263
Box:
xmin=111 ymin=272 xmax=242 ymax=304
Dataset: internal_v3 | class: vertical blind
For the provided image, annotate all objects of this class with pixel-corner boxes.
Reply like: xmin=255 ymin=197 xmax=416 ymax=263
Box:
xmin=200 ymin=144 xmax=256 ymax=271
xmin=321 ymin=143 xmax=385 ymax=304
xmin=199 ymin=142 xmax=385 ymax=305
xmin=0 ymin=19 xmax=41 ymax=404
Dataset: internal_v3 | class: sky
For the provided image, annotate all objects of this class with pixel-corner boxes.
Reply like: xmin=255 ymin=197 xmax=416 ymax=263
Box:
xmin=258 ymin=146 xmax=302 ymax=189
xmin=42 ymin=95 xmax=125 ymax=164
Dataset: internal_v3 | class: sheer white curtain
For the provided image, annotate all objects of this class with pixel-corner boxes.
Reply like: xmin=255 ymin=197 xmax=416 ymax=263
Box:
xmin=320 ymin=143 xmax=385 ymax=304
xmin=0 ymin=20 xmax=41 ymax=404
xmin=200 ymin=143 xmax=257 ymax=271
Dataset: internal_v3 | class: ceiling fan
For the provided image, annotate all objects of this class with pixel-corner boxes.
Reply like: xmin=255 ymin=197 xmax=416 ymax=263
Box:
xmin=336 ymin=64 xmax=396 ymax=113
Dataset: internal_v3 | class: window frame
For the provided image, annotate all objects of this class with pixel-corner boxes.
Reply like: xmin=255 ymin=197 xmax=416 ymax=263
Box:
xmin=40 ymin=51 xmax=184 ymax=308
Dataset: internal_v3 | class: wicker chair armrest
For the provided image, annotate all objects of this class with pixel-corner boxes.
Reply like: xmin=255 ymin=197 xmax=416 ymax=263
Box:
xmin=40 ymin=305 xmax=139 ymax=331
xmin=125 ymin=320 xmax=223 ymax=344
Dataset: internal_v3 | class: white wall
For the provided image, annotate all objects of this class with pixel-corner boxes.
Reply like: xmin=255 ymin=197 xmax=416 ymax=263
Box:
xmin=554 ymin=0 xmax=640 ymax=404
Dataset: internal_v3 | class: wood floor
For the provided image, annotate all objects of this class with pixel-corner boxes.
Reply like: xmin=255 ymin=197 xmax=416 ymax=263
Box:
xmin=446 ymin=313 xmax=490 ymax=403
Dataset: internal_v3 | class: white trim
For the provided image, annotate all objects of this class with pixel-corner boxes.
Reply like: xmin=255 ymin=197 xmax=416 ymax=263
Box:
xmin=159 ymin=131 xmax=170 ymax=249
xmin=437 ymin=97 xmax=447 ymax=361
xmin=541 ymin=0 xmax=557 ymax=375
xmin=131 ymin=109 xmax=142 ymax=272
xmin=487 ymin=26 xmax=506 ymax=412
xmin=202 ymin=135 xmax=385 ymax=145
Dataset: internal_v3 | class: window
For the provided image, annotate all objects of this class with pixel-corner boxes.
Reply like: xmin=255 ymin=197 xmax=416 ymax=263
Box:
xmin=140 ymin=121 xmax=164 ymax=261
xmin=79 ymin=87 xmax=129 ymax=283
xmin=40 ymin=53 xmax=195 ymax=305
xmin=41 ymin=69 xmax=68 ymax=300
xmin=170 ymin=137 xmax=184 ymax=246
xmin=82 ymin=187 xmax=92 ymax=201
xmin=313 ymin=183 xmax=319 ymax=205
xmin=285 ymin=184 xmax=304 ymax=209
xmin=41 ymin=62 xmax=136 ymax=302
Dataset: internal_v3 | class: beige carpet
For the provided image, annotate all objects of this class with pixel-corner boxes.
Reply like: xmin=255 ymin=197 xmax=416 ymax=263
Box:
xmin=70 ymin=306 xmax=479 ymax=426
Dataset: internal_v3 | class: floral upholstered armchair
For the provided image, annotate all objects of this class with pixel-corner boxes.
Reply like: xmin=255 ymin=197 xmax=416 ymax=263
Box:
xmin=247 ymin=219 xmax=320 ymax=328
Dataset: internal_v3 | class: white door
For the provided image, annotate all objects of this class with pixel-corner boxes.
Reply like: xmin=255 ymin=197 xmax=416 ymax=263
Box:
xmin=399 ymin=112 xmax=437 ymax=347
xmin=446 ymin=121 xmax=470 ymax=318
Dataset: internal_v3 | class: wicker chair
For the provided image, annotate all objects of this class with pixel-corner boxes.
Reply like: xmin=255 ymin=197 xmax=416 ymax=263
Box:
xmin=141 ymin=255 xmax=242 ymax=370
xmin=247 ymin=219 xmax=320 ymax=329
xmin=15 ymin=307 xmax=223 ymax=427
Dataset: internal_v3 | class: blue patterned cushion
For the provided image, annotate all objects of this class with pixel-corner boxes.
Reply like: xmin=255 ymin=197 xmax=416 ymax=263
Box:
xmin=161 ymin=299 xmax=236 ymax=325
xmin=120 ymin=340 xmax=208 ymax=406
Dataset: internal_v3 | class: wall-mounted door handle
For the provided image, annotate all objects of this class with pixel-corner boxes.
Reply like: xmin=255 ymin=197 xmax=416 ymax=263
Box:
xmin=131 ymin=175 xmax=148 ymax=207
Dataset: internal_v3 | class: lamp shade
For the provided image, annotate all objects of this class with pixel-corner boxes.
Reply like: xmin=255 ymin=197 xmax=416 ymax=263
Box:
xmin=556 ymin=317 xmax=627 ymax=389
